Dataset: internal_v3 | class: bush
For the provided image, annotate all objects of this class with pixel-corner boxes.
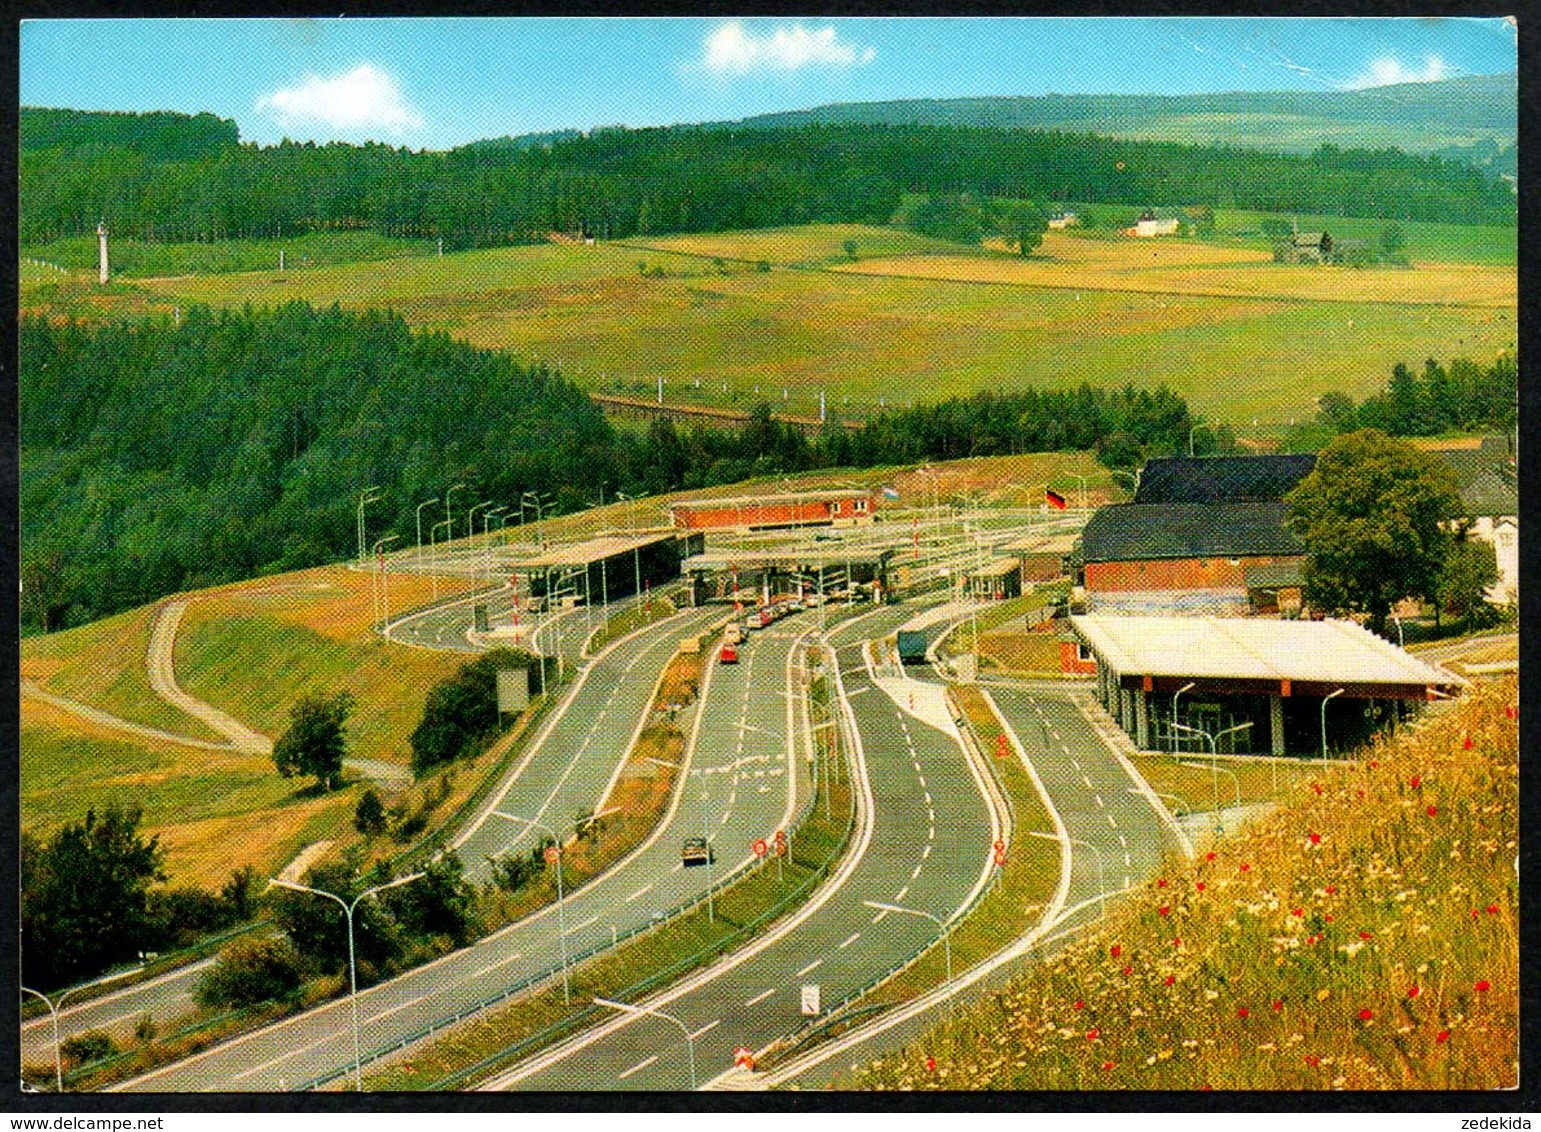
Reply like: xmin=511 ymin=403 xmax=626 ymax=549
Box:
xmin=196 ymin=936 xmax=307 ymax=1009
xmin=146 ymin=886 xmax=236 ymax=950
xmin=408 ymin=648 xmax=534 ymax=777
xmin=60 ymin=1030 xmax=116 ymax=1069
xmin=488 ymin=852 xmax=541 ymax=894
xmin=354 ymin=788 xmax=387 ymax=835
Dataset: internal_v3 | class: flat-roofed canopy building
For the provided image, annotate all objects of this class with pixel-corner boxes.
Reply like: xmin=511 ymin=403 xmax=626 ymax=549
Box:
xmin=682 ymin=545 xmax=893 ymax=605
xmin=669 ymin=489 xmax=876 ymax=532
xmin=513 ymin=532 xmax=702 ymax=605
xmin=1070 ymin=614 xmax=1466 ymax=757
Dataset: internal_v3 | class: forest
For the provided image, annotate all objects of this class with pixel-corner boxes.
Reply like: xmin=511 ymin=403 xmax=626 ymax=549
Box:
xmin=19 ymin=108 xmax=1516 ymax=249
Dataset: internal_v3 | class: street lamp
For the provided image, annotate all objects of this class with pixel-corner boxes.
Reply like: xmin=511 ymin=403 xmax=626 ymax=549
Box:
xmin=490 ymin=808 xmax=618 ymax=1003
xmin=483 ymin=507 xmax=510 ymax=582
xmin=267 ymin=871 xmax=426 ymax=1091
xmin=415 ymin=497 xmax=439 ymax=566
xmin=21 ymin=963 xmax=145 ymax=1091
xmin=444 ymin=482 xmax=466 ymax=539
xmin=467 ymin=500 xmax=494 ymax=554
xmin=373 ymin=535 xmax=401 ymax=627
xmin=429 ymin=519 xmax=452 ymax=601
xmin=356 ymin=487 xmax=382 ymax=568
xmin=1321 ymin=688 xmax=1345 ymax=761
xmin=863 ymin=901 xmax=954 ymax=982
xmin=1171 ymin=682 xmax=1197 ymax=753
xmin=592 ymin=998 xmax=698 ymax=1089
xmin=1024 ymin=831 xmax=1110 ymax=917
xmin=1171 ymin=720 xmax=1253 ymax=833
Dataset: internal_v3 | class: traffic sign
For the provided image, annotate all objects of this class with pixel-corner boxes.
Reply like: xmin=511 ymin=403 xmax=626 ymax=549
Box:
xmin=801 ymin=984 xmax=821 ymax=1016
xmin=993 ymin=849 xmax=1008 ymax=868
xmin=774 ymin=839 xmax=788 ymax=858
xmin=774 ymin=829 xmax=787 ymax=845
xmin=735 ymin=1047 xmax=755 ymax=1071
xmin=993 ymin=839 xmax=1005 ymax=853
xmin=752 ymin=838 xmax=768 ymax=858
xmin=544 ymin=846 xmax=560 ymax=865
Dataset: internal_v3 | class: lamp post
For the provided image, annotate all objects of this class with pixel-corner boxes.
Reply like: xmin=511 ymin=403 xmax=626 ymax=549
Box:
xmin=373 ymin=535 xmax=400 ymax=628
xmin=267 ymin=871 xmax=426 ymax=1091
xmin=490 ymin=808 xmax=618 ymax=1003
xmin=1024 ymin=831 xmax=1110 ymax=917
xmin=467 ymin=500 xmax=493 ymax=556
xmin=21 ymin=963 xmax=145 ymax=1092
xmin=415 ymin=498 xmax=439 ymax=566
xmin=356 ymin=487 xmax=382 ymax=568
xmin=863 ymin=901 xmax=953 ymax=982
xmin=1171 ymin=682 xmax=1197 ymax=754
xmin=1321 ymin=688 xmax=1345 ymax=761
xmin=615 ymin=492 xmax=644 ymax=598
xmin=444 ymin=482 xmax=466 ymax=539
xmin=483 ymin=507 xmax=509 ymax=583
xmin=429 ymin=519 xmax=451 ymax=601
xmin=592 ymin=998 xmax=698 ymax=1089
xmin=1171 ymin=720 xmax=1253 ymax=833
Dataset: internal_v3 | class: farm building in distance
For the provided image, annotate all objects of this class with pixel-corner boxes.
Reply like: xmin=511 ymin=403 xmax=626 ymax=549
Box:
xmin=669 ymin=489 xmax=878 ymax=532
xmin=1424 ymin=435 xmax=1520 ymax=604
xmin=1126 ymin=209 xmax=1180 ymax=237
xmin=1077 ymin=454 xmax=1316 ymax=615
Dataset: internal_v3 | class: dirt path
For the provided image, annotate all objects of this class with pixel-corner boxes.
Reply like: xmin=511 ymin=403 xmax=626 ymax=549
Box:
xmin=147 ymin=601 xmax=273 ymax=755
xmin=20 ymin=680 xmax=235 ymax=751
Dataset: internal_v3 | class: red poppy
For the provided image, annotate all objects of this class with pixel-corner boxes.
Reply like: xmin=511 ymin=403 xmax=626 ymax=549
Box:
xmin=1326 ymin=886 xmax=1337 ymax=895
xmin=1324 ymin=914 xmax=1334 ymax=922
xmin=1272 ymin=1000 xmax=1283 ymax=1011
xmin=1164 ymin=975 xmax=1175 ymax=986
xmin=1159 ymin=905 xmax=1171 ymax=917
xmin=1306 ymin=934 xmax=1321 ymax=945
xmin=926 ymin=1056 xmax=937 ymax=1072
xmin=1291 ymin=907 xmax=1304 ymax=917
xmin=1436 ymin=1030 xmax=1451 ymax=1043
xmin=1157 ymin=878 xmax=1168 ymax=888
xmin=1359 ymin=1008 xmax=1374 ymax=1021
xmin=1101 ymin=1060 xmax=1115 ymax=1071
xmin=1309 ymin=833 xmax=1321 ymax=845
xmin=1506 ymin=705 xmax=1517 ymax=720
xmin=1487 ymin=904 xmax=1499 ymax=915
xmin=1206 ymin=851 xmax=1217 ymax=861
xmin=1408 ymin=986 xmax=1421 ymax=998
xmin=1237 ymin=1006 xmax=1250 ymax=1018
xmin=1359 ymin=930 xmax=1373 ymax=939
xmin=1369 ymin=760 xmax=1379 ymax=769
xmin=1410 ymin=775 xmax=1421 ymax=789
xmin=1202 ymin=1084 xmax=1213 ymax=1092
xmin=1110 ymin=945 xmax=1121 ymax=958
xmin=1305 ymin=1055 xmax=1320 ymax=1067
xmin=1313 ymin=783 xmax=1323 ymax=795
xmin=1471 ymin=908 xmax=1481 ymax=919
xmin=1475 ymin=980 xmax=1491 ymax=993
xmin=1074 ymin=999 xmax=1085 ymax=1011
xmin=1427 ymin=805 xmax=1438 ymax=817
xmin=1357 ymin=790 xmax=1366 ymax=800
xmin=1463 ymin=734 xmax=1473 ymax=750
xmin=1122 ymin=966 xmax=1132 ymax=977
xmin=1196 ymin=882 xmax=1206 ymax=891
xmin=1240 ymin=863 xmax=1251 ymax=872
xmin=1086 ymin=1028 xmax=1099 ymax=1042
xmin=1172 ymin=937 xmax=1183 ymax=948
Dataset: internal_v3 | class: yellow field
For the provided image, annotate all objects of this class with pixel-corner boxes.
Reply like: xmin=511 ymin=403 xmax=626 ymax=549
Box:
xmin=625 ymin=224 xmax=963 ymax=265
xmin=836 ymin=231 xmax=1517 ymax=309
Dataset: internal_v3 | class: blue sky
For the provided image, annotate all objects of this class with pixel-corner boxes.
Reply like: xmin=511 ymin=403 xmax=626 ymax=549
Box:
xmin=20 ymin=16 xmax=1517 ymax=150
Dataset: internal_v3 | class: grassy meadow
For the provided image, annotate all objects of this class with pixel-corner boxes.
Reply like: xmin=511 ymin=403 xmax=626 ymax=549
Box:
xmin=849 ymin=676 xmax=1518 ymax=1091
xmin=104 ymin=219 xmax=1513 ymax=427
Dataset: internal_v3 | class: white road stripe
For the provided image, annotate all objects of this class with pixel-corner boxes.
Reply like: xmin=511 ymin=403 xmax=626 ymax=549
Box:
xmin=922 ymin=844 xmax=933 ymax=859
xmin=1095 ymin=794 xmax=1105 ymax=808
xmin=911 ymin=864 xmax=923 ymax=879
xmin=690 ymin=1019 xmax=722 ymax=1040
xmin=1107 ymin=813 xmax=1119 ymax=828
xmin=895 ymin=886 xmax=909 ymax=901
xmin=471 ymin=952 xmax=525 ymax=978
xmin=565 ymin=915 xmax=599 ymax=934
xmin=928 ymin=826 xmax=935 ymax=840
xmin=624 ymin=884 xmax=654 ymax=903
xmin=871 ymin=909 xmax=890 ymax=924
xmin=1082 ymin=775 xmax=1094 ymax=789
xmin=619 ymin=1054 xmax=659 ymax=1080
xmin=838 ymin=933 xmax=861 ymax=950
xmin=797 ymin=959 xmax=823 ymax=977
xmin=745 ymin=989 xmax=775 ymax=1007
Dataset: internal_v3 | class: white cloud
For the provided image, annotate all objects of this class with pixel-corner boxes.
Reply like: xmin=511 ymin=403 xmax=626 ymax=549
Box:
xmin=702 ymin=20 xmax=876 ymax=75
xmin=255 ymin=64 xmax=423 ymax=136
xmin=1345 ymin=53 xmax=1450 ymax=89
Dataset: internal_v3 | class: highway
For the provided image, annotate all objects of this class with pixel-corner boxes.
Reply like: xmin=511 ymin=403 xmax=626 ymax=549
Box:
xmin=761 ymin=680 xmax=1184 ymax=1089
xmin=485 ymin=599 xmax=995 ymax=1092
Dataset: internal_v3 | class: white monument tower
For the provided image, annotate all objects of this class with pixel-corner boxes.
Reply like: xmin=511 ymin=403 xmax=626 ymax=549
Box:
xmin=97 ymin=220 xmax=109 ymax=284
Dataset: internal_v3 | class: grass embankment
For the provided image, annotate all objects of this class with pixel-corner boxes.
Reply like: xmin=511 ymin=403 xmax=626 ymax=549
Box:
xmin=362 ymin=658 xmax=852 ymax=1090
xmin=852 ymin=676 xmax=1518 ymax=1090
xmin=937 ymin=582 xmax=1072 ymax=675
xmin=117 ymin=224 xmax=1511 ymax=425
xmin=21 ymin=603 xmax=221 ymax=739
xmin=1131 ymin=756 xmax=1314 ymax=822
xmin=584 ymin=590 xmax=683 ymax=655
xmin=858 ymin=685 xmax=1061 ymax=1008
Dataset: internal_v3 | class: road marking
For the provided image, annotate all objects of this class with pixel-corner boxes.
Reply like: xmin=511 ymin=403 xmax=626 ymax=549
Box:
xmin=1095 ymin=794 xmax=1105 ymax=808
xmin=690 ymin=1019 xmax=722 ymax=1040
xmin=924 ymin=791 xmax=932 ymax=806
xmin=1107 ymin=813 xmax=1119 ymax=828
xmin=671 ymin=861 xmax=684 ymax=874
xmin=1117 ymin=834 xmax=1128 ymax=848
xmin=911 ymin=864 xmax=923 ymax=879
xmin=896 ymin=886 xmax=909 ymax=901
xmin=1082 ymin=775 xmax=1094 ymax=789
xmin=838 ymin=933 xmax=861 ymax=950
xmin=797 ymin=959 xmax=823 ymax=977
xmin=845 ymin=685 xmax=870 ymax=696
xmin=1124 ymin=851 xmax=1133 ymax=866
xmin=928 ymin=825 xmax=935 ymax=840
xmin=471 ymin=952 xmax=525 ymax=978
xmin=624 ymin=884 xmax=654 ymax=903
xmin=745 ymin=989 xmax=775 ymax=1007
xmin=619 ymin=1054 xmax=659 ymax=1080
xmin=922 ymin=844 xmax=933 ymax=859
xmin=565 ymin=915 xmax=599 ymax=934
xmin=871 ymin=909 xmax=889 ymax=924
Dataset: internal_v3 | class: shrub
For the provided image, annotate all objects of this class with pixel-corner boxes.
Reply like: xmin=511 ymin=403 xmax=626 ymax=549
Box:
xmin=60 ymin=1030 xmax=116 ymax=1069
xmin=408 ymin=648 xmax=534 ymax=777
xmin=354 ymin=788 xmax=387 ymax=835
xmin=196 ymin=936 xmax=307 ymax=1009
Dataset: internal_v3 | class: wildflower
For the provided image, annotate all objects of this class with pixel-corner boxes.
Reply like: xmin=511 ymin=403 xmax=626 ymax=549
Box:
xmin=1238 ymin=1007 xmax=1250 ymax=1018
xmin=1157 ymin=878 xmax=1168 ymax=888
xmin=1121 ymin=966 xmax=1132 ymax=977
xmin=1471 ymin=909 xmax=1481 ymax=919
xmin=1110 ymin=945 xmax=1121 ymax=958
xmin=1164 ymin=975 xmax=1175 ymax=986
xmin=1359 ymin=930 xmax=1372 ymax=939
xmin=1369 ymin=760 xmax=1379 ymax=769
xmin=1317 ymin=988 xmax=1331 ymax=1002
xmin=1100 ymin=1060 xmax=1115 ymax=1071
xmin=1240 ymin=863 xmax=1251 ymax=872
xmin=1159 ymin=905 xmax=1171 ymax=917
xmin=1427 ymin=806 xmax=1438 ymax=817
xmin=1463 ymin=734 xmax=1473 ymax=750
xmin=1272 ymin=1000 xmax=1283 ymax=1012
xmin=1408 ymin=986 xmax=1421 ymax=998
xmin=1309 ymin=833 xmax=1321 ymax=845
xmin=1206 ymin=851 xmax=1217 ymax=861
xmin=1506 ymin=705 xmax=1516 ymax=720
xmin=1410 ymin=775 xmax=1422 ymax=789
xmin=1086 ymin=1028 xmax=1099 ymax=1042
xmin=1201 ymin=1084 xmax=1213 ymax=1092
xmin=1313 ymin=783 xmax=1323 ymax=795
xmin=1357 ymin=790 xmax=1366 ymax=800
xmin=1325 ymin=886 xmax=1337 ymax=895
xmin=1291 ymin=907 xmax=1304 ymax=917
xmin=1196 ymin=882 xmax=1206 ymax=891
xmin=1487 ymin=903 xmax=1499 ymax=915
xmin=1172 ymin=937 xmax=1183 ymax=949
xmin=1305 ymin=1055 xmax=1321 ymax=1067
xmin=1074 ymin=999 xmax=1085 ymax=1011
xmin=1475 ymin=980 xmax=1490 ymax=993
xmin=926 ymin=1056 xmax=937 ymax=1072
xmin=1359 ymin=1009 xmax=1374 ymax=1021
xmin=1436 ymin=1030 xmax=1451 ymax=1043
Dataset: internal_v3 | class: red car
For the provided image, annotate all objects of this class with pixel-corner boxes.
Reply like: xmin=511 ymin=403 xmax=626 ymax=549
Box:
xmin=720 ymin=644 xmax=739 ymax=664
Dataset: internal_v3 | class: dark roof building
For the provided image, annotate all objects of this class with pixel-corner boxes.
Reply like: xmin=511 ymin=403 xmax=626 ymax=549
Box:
xmin=1134 ymin=454 xmax=1316 ymax=505
xmin=1081 ymin=502 xmax=1304 ymax=563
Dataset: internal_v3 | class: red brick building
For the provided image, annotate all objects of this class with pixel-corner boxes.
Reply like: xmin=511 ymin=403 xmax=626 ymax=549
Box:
xmin=669 ymin=489 xmax=877 ymax=532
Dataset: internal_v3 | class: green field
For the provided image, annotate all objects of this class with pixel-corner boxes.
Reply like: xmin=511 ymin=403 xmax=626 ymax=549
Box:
xmin=22 ymin=229 xmax=436 ymax=278
xmin=1210 ymin=209 xmax=1517 ymax=265
xmin=54 ymin=217 xmax=1514 ymax=428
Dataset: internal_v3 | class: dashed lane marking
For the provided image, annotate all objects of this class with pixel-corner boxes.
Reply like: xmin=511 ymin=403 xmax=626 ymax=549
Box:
xmin=1107 ymin=813 xmax=1119 ymax=828
xmin=1095 ymin=794 xmax=1105 ymax=808
xmin=838 ymin=933 xmax=861 ymax=950
xmin=922 ymin=844 xmax=933 ymax=859
xmin=566 ymin=915 xmax=599 ymax=934
xmin=1082 ymin=775 xmax=1093 ymax=789
xmin=471 ymin=952 xmax=525 ymax=978
xmin=619 ymin=1055 xmax=659 ymax=1080
xmin=871 ymin=909 xmax=890 ymax=924
xmin=624 ymin=885 xmax=654 ymax=904
xmin=745 ymin=989 xmax=775 ymax=1007
xmin=690 ymin=1019 xmax=722 ymax=1040
xmin=797 ymin=959 xmax=823 ymax=977
xmin=910 ymin=864 xmax=923 ymax=880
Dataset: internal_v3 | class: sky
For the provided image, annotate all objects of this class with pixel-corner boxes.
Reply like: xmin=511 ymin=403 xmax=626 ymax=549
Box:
xmin=19 ymin=16 xmax=1518 ymax=151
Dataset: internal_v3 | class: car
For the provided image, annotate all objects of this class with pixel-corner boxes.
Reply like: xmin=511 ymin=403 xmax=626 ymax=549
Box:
xmin=746 ymin=616 xmax=763 ymax=631
xmin=681 ymin=837 xmax=714 ymax=867
xmin=720 ymin=644 xmax=739 ymax=664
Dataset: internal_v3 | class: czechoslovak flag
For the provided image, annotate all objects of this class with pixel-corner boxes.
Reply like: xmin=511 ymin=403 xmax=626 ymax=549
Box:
xmin=1046 ymin=488 xmax=1068 ymax=510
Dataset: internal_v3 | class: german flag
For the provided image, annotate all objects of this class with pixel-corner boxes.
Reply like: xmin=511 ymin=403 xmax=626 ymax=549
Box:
xmin=1046 ymin=488 xmax=1068 ymax=510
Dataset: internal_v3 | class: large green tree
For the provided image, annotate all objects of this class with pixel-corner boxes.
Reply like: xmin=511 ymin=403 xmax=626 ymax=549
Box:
xmin=273 ymin=690 xmax=356 ymax=791
xmin=1284 ymin=429 xmax=1464 ymax=634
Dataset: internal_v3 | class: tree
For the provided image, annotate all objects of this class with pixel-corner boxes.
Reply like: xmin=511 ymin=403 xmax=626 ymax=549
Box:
xmin=354 ymin=788 xmax=388 ymax=835
xmin=196 ymin=936 xmax=307 ymax=1009
xmin=1316 ymin=391 xmax=1359 ymax=434
xmin=409 ymin=648 xmax=534 ymax=776
xmin=273 ymin=691 xmax=355 ymax=791
xmin=1437 ymin=534 xmax=1499 ymax=627
xmin=842 ymin=238 xmax=858 ymax=260
xmin=1284 ymin=429 xmax=1464 ymax=635
xmin=20 ymin=806 xmax=166 ymax=988
xmin=1380 ymin=223 xmax=1406 ymax=261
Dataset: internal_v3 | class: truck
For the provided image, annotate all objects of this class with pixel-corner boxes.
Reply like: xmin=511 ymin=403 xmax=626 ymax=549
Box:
xmin=896 ymin=630 xmax=929 ymax=665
